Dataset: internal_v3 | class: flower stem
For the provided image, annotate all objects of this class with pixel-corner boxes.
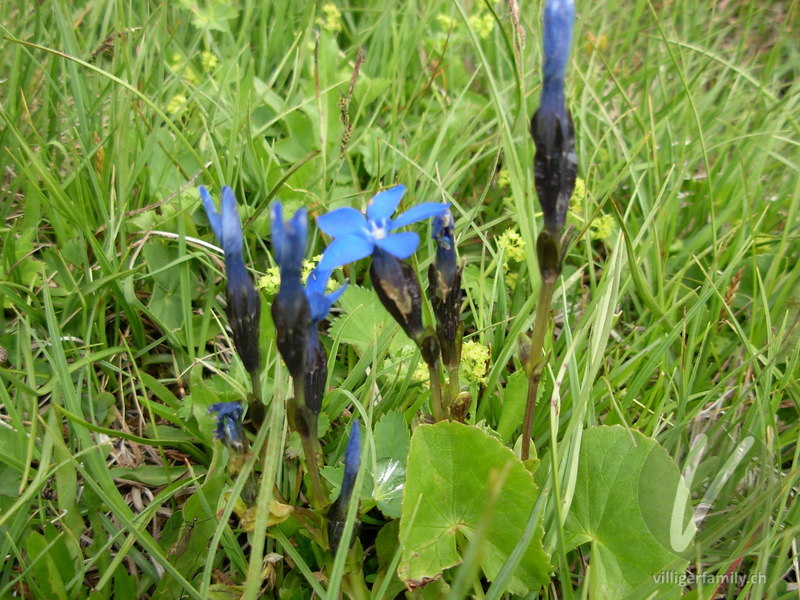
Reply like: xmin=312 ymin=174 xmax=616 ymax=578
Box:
xmin=428 ymin=362 xmax=445 ymax=422
xmin=288 ymin=380 xmax=327 ymax=509
xmin=248 ymin=369 xmax=265 ymax=425
xmin=521 ymin=277 xmax=556 ymax=461
xmin=447 ymin=365 xmax=460 ymax=408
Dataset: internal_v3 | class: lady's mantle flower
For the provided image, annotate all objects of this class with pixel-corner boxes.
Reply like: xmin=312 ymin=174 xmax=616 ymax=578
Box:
xmin=316 ymin=185 xmax=450 ymax=270
xmin=208 ymin=401 xmax=244 ymax=451
xmin=200 ymin=186 xmax=261 ymax=377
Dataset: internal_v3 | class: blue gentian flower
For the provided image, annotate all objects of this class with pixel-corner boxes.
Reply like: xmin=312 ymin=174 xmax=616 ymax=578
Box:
xmin=303 ymin=267 xmax=345 ymax=417
xmin=429 ymin=207 xmax=463 ymax=370
xmin=208 ymin=401 xmax=244 ymax=451
xmin=340 ymin=419 xmax=361 ymax=500
xmin=199 ymin=186 xmax=261 ymax=377
xmin=431 ymin=208 xmax=457 ymax=295
xmin=317 ymin=185 xmax=449 ymax=270
xmin=327 ymin=419 xmax=362 ymax=552
xmin=270 ymin=202 xmax=311 ymax=379
xmin=531 ymin=0 xmax=577 ymax=235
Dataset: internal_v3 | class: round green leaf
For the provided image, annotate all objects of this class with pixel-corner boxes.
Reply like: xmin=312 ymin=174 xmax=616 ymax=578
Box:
xmin=565 ymin=425 xmax=693 ymax=598
xmin=398 ymin=421 xmax=551 ymax=594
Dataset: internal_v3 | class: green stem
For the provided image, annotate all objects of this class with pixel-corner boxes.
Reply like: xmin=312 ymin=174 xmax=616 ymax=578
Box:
xmin=428 ymin=361 xmax=445 ymax=422
xmin=291 ymin=382 xmax=327 ymax=509
xmin=345 ymin=571 xmax=370 ymax=600
xmin=300 ymin=432 xmax=327 ymax=509
xmin=447 ymin=365 xmax=460 ymax=407
xmin=521 ymin=277 xmax=555 ymax=461
xmin=248 ymin=369 xmax=265 ymax=426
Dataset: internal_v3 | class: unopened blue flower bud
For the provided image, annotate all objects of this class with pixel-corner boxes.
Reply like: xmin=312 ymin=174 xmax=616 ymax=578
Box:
xmin=199 ymin=186 xmax=261 ymax=376
xmin=270 ymin=202 xmax=311 ymax=380
xmin=327 ymin=420 xmax=361 ymax=553
xmin=530 ymin=0 xmax=577 ymax=236
xmin=429 ymin=208 xmax=463 ymax=369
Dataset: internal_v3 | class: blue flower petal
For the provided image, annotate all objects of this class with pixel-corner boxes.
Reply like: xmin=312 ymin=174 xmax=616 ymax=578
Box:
xmin=289 ymin=207 xmax=309 ymax=251
xmin=305 ymin=267 xmax=332 ymax=297
xmin=325 ymin=283 xmax=347 ymax=306
xmin=221 ymin=186 xmax=244 ymax=256
xmin=366 ymin=185 xmax=405 ymax=222
xmin=431 ymin=207 xmax=453 ymax=241
xmin=341 ymin=419 xmax=361 ymax=499
xmin=271 ymin=202 xmax=307 ymax=270
xmin=199 ymin=186 xmax=223 ymax=243
xmin=374 ymin=231 xmax=419 ymax=259
xmin=317 ymin=236 xmax=374 ymax=270
xmin=208 ymin=401 xmax=244 ymax=448
xmin=390 ymin=202 xmax=450 ymax=230
xmin=318 ymin=207 xmax=367 ymax=239
xmin=307 ymin=291 xmax=333 ymax=323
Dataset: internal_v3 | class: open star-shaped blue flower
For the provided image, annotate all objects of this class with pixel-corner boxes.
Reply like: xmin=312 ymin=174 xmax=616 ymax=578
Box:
xmin=316 ymin=185 xmax=449 ymax=270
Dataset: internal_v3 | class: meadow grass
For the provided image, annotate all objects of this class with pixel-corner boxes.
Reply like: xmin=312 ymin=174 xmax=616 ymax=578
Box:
xmin=1 ymin=0 xmax=798 ymax=598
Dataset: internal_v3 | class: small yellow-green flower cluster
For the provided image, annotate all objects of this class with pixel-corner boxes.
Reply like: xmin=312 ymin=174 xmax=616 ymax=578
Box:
xmin=498 ymin=228 xmax=526 ymax=287
xmin=166 ymin=94 xmax=187 ymax=115
xmin=460 ymin=340 xmax=490 ymax=384
xmin=497 ymin=229 xmax=526 ymax=263
xmin=497 ymin=169 xmax=511 ymax=189
xmin=566 ymin=177 xmax=616 ymax=240
xmin=168 ymin=52 xmax=200 ymax=86
xmin=469 ymin=11 xmax=495 ymax=40
xmin=590 ymin=214 xmax=616 ymax=240
xmin=258 ymin=266 xmax=281 ymax=295
xmin=435 ymin=11 xmax=493 ymax=39
xmin=258 ymin=255 xmax=341 ymax=295
xmin=570 ymin=176 xmax=586 ymax=214
xmin=318 ymin=3 xmax=343 ymax=33
xmin=200 ymin=51 xmax=218 ymax=72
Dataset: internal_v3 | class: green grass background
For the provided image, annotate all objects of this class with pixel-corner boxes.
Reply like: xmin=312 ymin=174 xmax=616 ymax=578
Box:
xmin=0 ymin=0 xmax=798 ymax=598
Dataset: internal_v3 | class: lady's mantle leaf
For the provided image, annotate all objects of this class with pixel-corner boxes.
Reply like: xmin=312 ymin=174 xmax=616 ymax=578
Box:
xmin=564 ymin=426 xmax=693 ymax=599
xmin=398 ymin=421 xmax=551 ymax=594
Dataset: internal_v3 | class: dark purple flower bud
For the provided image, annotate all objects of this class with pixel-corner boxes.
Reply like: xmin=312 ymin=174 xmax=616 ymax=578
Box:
xmin=304 ymin=328 xmax=327 ymax=418
xmin=200 ymin=186 xmax=262 ymax=376
xmin=429 ymin=209 xmax=464 ymax=369
xmin=370 ymin=248 xmax=425 ymax=343
xmin=327 ymin=419 xmax=361 ymax=553
xmin=302 ymin=269 xmax=346 ymax=418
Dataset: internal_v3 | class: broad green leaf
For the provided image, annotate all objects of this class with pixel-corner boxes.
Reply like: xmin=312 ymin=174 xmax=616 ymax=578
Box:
xmin=399 ymin=421 xmax=551 ymax=594
xmin=373 ymin=412 xmax=410 ymax=518
xmin=328 ymin=286 xmax=393 ymax=353
xmin=25 ymin=531 xmax=69 ymax=600
xmin=565 ymin=426 xmax=692 ymax=599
